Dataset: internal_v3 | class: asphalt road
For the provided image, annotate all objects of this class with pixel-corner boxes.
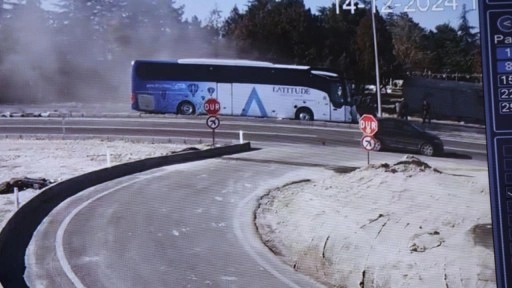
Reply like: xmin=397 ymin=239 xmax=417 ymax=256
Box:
xmin=0 ymin=117 xmax=487 ymax=161
xmin=6 ymin=115 xmax=489 ymax=287
xmin=25 ymin=158 xmax=331 ymax=288
xmin=22 ymin=139 xmax=490 ymax=288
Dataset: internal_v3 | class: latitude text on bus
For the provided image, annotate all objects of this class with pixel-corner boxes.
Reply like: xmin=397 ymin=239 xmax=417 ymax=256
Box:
xmin=272 ymin=86 xmax=310 ymax=95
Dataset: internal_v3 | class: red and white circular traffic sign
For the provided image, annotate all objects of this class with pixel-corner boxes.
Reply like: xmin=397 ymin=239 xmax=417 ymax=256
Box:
xmin=359 ymin=114 xmax=378 ymax=136
xmin=204 ymin=98 xmax=221 ymax=115
xmin=206 ymin=115 xmax=220 ymax=130
xmin=361 ymin=135 xmax=376 ymax=151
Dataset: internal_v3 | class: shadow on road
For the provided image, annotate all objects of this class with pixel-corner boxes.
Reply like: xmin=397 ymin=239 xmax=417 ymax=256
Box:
xmin=378 ymin=149 xmax=473 ymax=160
xmin=439 ymin=152 xmax=473 ymax=160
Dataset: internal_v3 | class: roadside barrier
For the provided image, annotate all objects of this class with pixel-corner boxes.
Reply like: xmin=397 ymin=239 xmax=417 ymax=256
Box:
xmin=0 ymin=142 xmax=252 ymax=288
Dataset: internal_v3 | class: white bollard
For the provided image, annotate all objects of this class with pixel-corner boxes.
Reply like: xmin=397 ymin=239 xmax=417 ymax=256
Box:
xmin=239 ymin=130 xmax=244 ymax=144
xmin=62 ymin=116 xmax=66 ymax=134
xmin=14 ymin=187 xmax=19 ymax=210
xmin=105 ymin=145 xmax=111 ymax=167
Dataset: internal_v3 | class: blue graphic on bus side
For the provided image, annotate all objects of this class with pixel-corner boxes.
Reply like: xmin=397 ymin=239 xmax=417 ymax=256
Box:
xmin=241 ymin=87 xmax=268 ymax=117
xmin=141 ymin=81 xmax=216 ymax=114
xmin=187 ymin=83 xmax=199 ymax=97
xmin=207 ymin=87 xmax=215 ymax=97
xmin=138 ymin=81 xmax=273 ymax=117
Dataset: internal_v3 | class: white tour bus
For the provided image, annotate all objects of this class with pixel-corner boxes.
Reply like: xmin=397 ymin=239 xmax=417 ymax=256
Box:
xmin=131 ymin=58 xmax=359 ymax=123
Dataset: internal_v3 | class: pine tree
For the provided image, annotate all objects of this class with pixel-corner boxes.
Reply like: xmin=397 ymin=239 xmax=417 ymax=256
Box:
xmin=386 ymin=12 xmax=429 ymax=72
xmin=457 ymin=3 xmax=479 ymax=74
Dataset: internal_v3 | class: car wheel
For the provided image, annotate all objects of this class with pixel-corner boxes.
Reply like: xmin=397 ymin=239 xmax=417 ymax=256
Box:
xmin=178 ymin=101 xmax=195 ymax=115
xmin=420 ymin=143 xmax=435 ymax=156
xmin=373 ymin=138 xmax=382 ymax=151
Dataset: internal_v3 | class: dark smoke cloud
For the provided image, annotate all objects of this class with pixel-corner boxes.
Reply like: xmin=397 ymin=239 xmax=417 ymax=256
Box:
xmin=0 ymin=1 xmax=240 ymax=106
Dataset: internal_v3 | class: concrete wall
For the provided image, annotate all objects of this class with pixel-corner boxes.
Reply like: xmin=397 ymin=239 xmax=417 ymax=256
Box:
xmin=0 ymin=142 xmax=252 ymax=288
xmin=403 ymin=77 xmax=484 ymax=123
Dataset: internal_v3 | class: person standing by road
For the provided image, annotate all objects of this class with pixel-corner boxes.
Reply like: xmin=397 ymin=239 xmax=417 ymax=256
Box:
xmin=399 ymin=100 xmax=409 ymax=120
xmin=422 ymin=99 xmax=431 ymax=124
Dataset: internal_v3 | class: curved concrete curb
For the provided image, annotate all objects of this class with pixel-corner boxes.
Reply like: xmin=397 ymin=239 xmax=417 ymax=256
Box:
xmin=0 ymin=142 xmax=252 ymax=288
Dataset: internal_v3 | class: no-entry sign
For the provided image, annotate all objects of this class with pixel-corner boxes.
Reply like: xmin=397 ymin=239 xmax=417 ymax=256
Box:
xmin=359 ymin=114 xmax=378 ymax=136
xmin=204 ymin=98 xmax=221 ymax=115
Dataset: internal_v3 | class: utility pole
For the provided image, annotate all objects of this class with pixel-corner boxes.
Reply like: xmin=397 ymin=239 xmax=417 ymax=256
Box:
xmin=334 ymin=0 xmax=382 ymax=117
xmin=371 ymin=0 xmax=382 ymax=117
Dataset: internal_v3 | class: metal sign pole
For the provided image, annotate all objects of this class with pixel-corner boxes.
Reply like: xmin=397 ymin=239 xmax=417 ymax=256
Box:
xmin=206 ymin=115 xmax=220 ymax=147
xmin=367 ymin=151 xmax=370 ymax=165
xmin=371 ymin=0 xmax=382 ymax=117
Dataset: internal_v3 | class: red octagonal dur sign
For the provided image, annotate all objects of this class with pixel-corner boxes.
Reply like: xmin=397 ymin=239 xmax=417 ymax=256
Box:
xmin=359 ymin=114 xmax=378 ymax=136
xmin=204 ymin=98 xmax=221 ymax=115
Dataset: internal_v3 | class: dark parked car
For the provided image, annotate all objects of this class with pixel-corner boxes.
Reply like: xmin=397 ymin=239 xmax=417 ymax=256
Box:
xmin=371 ymin=118 xmax=444 ymax=156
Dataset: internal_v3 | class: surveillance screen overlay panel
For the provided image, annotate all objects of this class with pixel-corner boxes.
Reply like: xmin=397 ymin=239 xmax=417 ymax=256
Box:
xmin=481 ymin=1 xmax=512 ymax=287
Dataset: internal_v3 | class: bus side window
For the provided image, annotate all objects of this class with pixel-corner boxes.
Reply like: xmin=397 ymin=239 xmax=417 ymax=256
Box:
xmin=338 ymin=85 xmax=345 ymax=105
xmin=331 ymin=84 xmax=344 ymax=108
xmin=334 ymin=83 xmax=351 ymax=107
xmin=344 ymin=82 xmax=352 ymax=105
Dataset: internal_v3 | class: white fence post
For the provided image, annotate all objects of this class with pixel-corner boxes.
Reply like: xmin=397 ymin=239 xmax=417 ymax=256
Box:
xmin=14 ymin=187 xmax=19 ymax=210
xmin=62 ymin=116 xmax=66 ymax=134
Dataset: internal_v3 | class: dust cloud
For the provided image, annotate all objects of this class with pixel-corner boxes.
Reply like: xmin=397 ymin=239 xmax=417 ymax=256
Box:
xmin=0 ymin=1 xmax=239 ymax=106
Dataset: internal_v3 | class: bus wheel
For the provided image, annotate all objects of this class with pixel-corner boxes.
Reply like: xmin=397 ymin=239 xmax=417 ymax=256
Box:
xmin=295 ymin=108 xmax=314 ymax=121
xmin=178 ymin=101 xmax=195 ymax=115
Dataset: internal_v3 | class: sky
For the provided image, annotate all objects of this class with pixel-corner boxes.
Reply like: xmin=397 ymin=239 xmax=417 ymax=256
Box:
xmin=174 ymin=0 xmax=480 ymax=31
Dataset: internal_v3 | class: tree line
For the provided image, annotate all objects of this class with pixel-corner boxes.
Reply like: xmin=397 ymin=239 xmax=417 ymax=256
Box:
xmin=0 ymin=0 xmax=480 ymax=104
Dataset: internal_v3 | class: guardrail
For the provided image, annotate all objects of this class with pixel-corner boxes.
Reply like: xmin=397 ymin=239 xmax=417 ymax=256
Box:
xmin=0 ymin=142 xmax=252 ymax=288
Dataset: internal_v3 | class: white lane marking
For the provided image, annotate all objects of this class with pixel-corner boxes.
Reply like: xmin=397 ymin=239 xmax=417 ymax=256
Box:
xmin=1 ymin=122 xmax=488 ymax=144
xmin=1 ymin=117 xmax=347 ymax=130
xmin=233 ymin=191 xmax=304 ymax=288
xmin=2 ymin=122 xmax=487 ymax=145
xmin=0 ymin=125 xmax=318 ymax=138
xmin=2 ymin=116 xmax=486 ymax=133
xmin=55 ymin=169 xmax=173 ymax=287
xmin=7 ymin=131 xmax=486 ymax=154
xmin=0 ymin=122 xmax=364 ymax=134
xmin=1 ymin=120 xmax=487 ymax=143
xmin=441 ymin=137 xmax=486 ymax=145
xmin=444 ymin=146 xmax=487 ymax=154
